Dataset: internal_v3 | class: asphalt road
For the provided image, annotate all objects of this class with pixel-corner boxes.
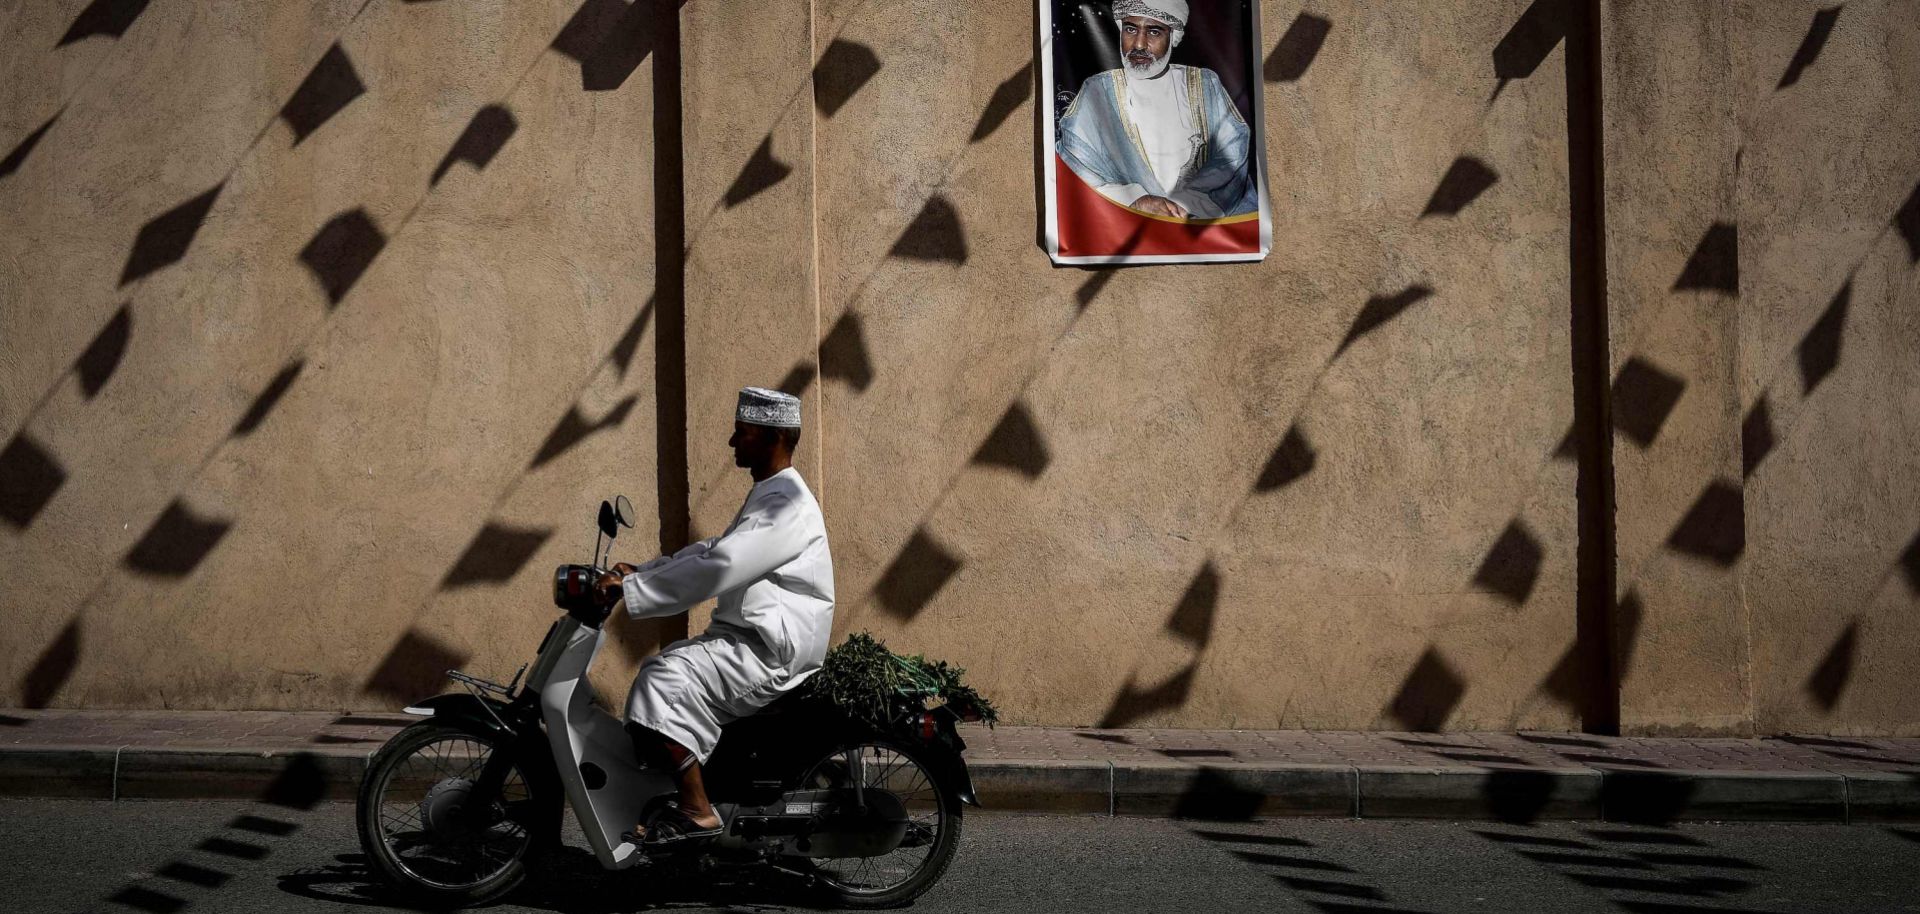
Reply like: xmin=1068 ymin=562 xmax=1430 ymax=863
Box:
xmin=5 ymin=799 xmax=1920 ymax=913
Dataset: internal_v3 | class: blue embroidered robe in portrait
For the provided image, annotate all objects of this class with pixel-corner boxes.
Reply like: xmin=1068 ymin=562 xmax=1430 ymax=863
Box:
xmin=1057 ymin=65 xmax=1257 ymax=219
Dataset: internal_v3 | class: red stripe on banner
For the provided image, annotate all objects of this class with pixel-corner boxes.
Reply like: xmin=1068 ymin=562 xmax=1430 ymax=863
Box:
xmin=1055 ymin=155 xmax=1260 ymax=259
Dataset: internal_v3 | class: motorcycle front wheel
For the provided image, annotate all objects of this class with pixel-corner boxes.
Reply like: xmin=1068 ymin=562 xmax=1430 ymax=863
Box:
xmin=797 ymin=738 xmax=963 ymax=909
xmin=355 ymin=720 xmax=539 ymax=908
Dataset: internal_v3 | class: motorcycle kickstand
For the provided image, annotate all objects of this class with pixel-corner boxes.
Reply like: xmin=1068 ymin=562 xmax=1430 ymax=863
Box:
xmin=766 ymin=860 xmax=818 ymax=888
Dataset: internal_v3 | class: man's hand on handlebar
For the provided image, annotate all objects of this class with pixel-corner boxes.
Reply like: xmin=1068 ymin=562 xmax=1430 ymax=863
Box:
xmin=595 ymin=571 xmax=624 ymax=606
xmin=594 ymin=563 xmax=644 ymax=607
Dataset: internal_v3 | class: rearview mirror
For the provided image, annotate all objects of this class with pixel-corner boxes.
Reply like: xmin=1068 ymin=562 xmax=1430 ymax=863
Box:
xmin=614 ymin=494 xmax=636 ymax=529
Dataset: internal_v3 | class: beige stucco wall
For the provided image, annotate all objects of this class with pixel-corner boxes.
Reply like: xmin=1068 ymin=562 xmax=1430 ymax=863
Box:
xmin=1601 ymin=0 xmax=1752 ymax=734
xmin=2 ymin=0 xmax=675 ymax=711
xmin=3 ymin=0 xmax=1916 ymax=733
xmin=806 ymin=0 xmax=1583 ymax=730
xmin=1731 ymin=0 xmax=1920 ymax=736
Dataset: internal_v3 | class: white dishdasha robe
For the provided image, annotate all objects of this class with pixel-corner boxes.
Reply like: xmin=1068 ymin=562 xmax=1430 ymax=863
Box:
xmin=620 ymin=467 xmax=834 ymax=763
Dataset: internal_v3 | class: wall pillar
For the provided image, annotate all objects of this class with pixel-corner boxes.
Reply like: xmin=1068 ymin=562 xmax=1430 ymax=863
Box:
xmin=1600 ymin=0 xmax=1751 ymax=734
xmin=675 ymin=0 xmax=823 ymax=626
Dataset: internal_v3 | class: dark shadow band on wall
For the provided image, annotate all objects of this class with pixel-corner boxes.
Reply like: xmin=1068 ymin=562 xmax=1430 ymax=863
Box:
xmin=651 ymin=0 xmax=690 ymax=647
xmin=1563 ymin=0 xmax=1619 ymax=734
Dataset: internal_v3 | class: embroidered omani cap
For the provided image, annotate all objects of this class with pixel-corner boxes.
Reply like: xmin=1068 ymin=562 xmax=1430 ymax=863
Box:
xmin=736 ymin=387 xmax=802 ymax=428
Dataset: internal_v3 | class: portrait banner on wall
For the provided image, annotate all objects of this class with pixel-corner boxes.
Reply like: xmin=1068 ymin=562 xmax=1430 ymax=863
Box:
xmin=1041 ymin=0 xmax=1271 ymax=265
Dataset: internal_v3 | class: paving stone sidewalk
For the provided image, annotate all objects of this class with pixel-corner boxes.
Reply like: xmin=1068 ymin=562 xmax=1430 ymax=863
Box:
xmin=3 ymin=709 xmax=1916 ymax=822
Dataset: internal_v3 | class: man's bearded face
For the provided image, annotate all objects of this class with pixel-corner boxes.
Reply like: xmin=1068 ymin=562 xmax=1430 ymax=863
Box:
xmin=1120 ymin=16 xmax=1173 ymax=76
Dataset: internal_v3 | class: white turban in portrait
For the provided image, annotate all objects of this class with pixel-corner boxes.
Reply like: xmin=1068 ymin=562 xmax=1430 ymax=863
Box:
xmin=1111 ymin=0 xmax=1189 ymax=47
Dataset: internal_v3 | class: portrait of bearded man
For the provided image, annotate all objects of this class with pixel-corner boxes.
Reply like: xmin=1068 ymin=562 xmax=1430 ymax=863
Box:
xmin=1057 ymin=0 xmax=1258 ymax=220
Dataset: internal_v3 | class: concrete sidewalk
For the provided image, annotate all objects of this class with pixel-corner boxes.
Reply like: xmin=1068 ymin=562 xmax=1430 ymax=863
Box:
xmin=2 ymin=709 xmax=1916 ymax=823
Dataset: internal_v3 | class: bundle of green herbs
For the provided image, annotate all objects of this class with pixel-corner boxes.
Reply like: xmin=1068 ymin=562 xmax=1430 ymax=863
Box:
xmin=801 ymin=632 xmax=998 ymax=729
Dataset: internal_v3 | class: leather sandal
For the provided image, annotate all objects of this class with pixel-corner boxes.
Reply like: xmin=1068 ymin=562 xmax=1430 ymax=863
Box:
xmin=641 ymin=809 xmax=724 ymax=848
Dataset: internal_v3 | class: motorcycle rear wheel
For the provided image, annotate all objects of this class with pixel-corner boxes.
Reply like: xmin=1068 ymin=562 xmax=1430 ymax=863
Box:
xmin=797 ymin=738 xmax=963 ymax=909
xmin=356 ymin=720 xmax=538 ymax=908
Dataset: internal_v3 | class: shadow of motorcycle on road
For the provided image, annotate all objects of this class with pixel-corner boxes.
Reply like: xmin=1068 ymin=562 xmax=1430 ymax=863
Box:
xmin=277 ymin=849 xmax=828 ymax=913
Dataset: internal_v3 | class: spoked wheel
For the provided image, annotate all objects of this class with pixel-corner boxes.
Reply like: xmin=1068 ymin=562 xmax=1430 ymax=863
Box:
xmin=798 ymin=739 xmax=962 ymax=909
xmin=356 ymin=721 xmax=539 ymax=908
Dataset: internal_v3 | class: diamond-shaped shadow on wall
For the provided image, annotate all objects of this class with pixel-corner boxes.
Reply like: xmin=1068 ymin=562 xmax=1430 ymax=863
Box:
xmin=1165 ymin=563 xmax=1220 ymax=648
xmin=1385 ymin=647 xmax=1465 ymax=732
xmin=281 ymin=44 xmax=365 ymax=145
xmin=579 ymin=0 xmax=660 ymax=92
xmin=723 ymin=136 xmax=793 ymax=208
xmin=1609 ymin=357 xmax=1686 ymax=449
xmin=1777 ymin=6 xmax=1842 ymax=90
xmin=74 ymin=305 xmax=131 ymax=399
xmin=1672 ymin=222 xmax=1738 ymax=294
xmin=1265 ymin=12 xmax=1332 ymax=83
xmin=1254 ymin=425 xmax=1316 ymax=492
xmin=439 ymin=524 xmax=552 ymax=589
xmin=299 ymin=209 xmax=386 ymax=306
xmin=1614 ymin=590 xmax=1645 ymax=676
xmin=1899 ymin=532 xmax=1920 ymax=597
xmin=0 ymin=109 xmax=61 ymax=180
xmin=0 ymin=433 xmax=66 ymax=530
xmin=552 ymin=0 xmax=628 ymax=61
xmin=1898 ymin=181 xmax=1920 ymax=264
xmin=57 ymin=0 xmax=151 ymax=47
xmin=1337 ymin=285 xmax=1433 ymax=356
xmin=1098 ymin=663 xmax=1197 ymax=728
xmin=820 ymin=312 xmax=875 ymax=391
xmin=872 ymin=528 xmax=963 ymax=621
xmin=431 ymin=105 xmax=518 ymax=186
xmin=1665 ymin=480 xmax=1744 ymax=566
xmin=1796 ymin=281 xmax=1849 ymax=396
xmin=363 ymin=630 xmax=471 ymax=704
xmin=124 ymin=500 xmax=232 ymax=576
xmin=21 ymin=620 xmax=80 ymax=709
xmin=774 ymin=361 xmax=817 ymax=396
xmin=1491 ymin=0 xmax=1569 ymax=101
xmin=529 ymin=396 xmax=638 ymax=469
xmin=1805 ymin=619 xmax=1857 ymax=712
xmin=971 ymin=402 xmax=1050 ymax=479
xmin=121 ymin=183 xmax=224 ymax=286
xmin=1741 ymin=395 xmax=1774 ymax=479
xmin=814 ymin=39 xmax=882 ymax=118
xmin=889 ymin=195 xmax=967 ymax=264
xmin=971 ymin=62 xmax=1032 ymax=143
xmin=1473 ymin=520 xmax=1543 ymax=605
xmin=1537 ymin=639 xmax=1583 ymax=710
xmin=231 ymin=361 xmax=305 ymax=438
xmin=1421 ymin=157 xmax=1499 ymax=218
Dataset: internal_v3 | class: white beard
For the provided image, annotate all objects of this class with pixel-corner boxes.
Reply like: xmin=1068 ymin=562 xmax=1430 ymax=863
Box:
xmin=1123 ymin=48 xmax=1172 ymax=80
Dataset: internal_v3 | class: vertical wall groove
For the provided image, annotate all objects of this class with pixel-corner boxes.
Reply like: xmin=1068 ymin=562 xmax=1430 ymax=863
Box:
xmin=1567 ymin=0 xmax=1619 ymax=734
xmin=651 ymin=0 xmax=690 ymax=642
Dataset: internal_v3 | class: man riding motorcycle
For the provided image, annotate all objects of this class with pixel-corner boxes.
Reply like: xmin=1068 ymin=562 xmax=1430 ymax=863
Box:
xmin=596 ymin=386 xmax=834 ymax=849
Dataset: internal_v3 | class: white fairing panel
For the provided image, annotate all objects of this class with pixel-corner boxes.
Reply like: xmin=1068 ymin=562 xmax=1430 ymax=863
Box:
xmin=539 ymin=621 xmax=676 ymax=869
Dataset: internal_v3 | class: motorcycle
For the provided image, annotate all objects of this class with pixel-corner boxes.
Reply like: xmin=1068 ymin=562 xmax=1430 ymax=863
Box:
xmin=354 ymin=495 xmax=978 ymax=908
